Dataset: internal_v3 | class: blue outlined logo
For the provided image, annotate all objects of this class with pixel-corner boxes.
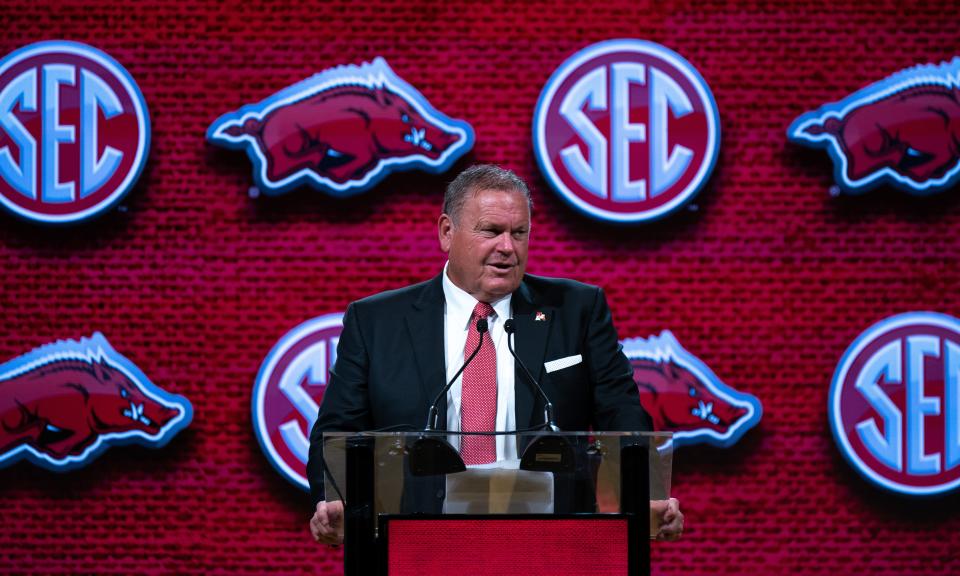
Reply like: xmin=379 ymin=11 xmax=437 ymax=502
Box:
xmin=0 ymin=41 xmax=150 ymax=224
xmin=0 ymin=333 xmax=192 ymax=472
xmin=789 ymin=58 xmax=960 ymax=195
xmin=208 ymin=58 xmax=474 ymax=197
xmin=623 ymin=330 xmax=761 ymax=449
xmin=533 ymin=39 xmax=720 ymax=223
xmin=252 ymin=313 xmax=343 ymax=491
xmin=829 ymin=312 xmax=960 ymax=496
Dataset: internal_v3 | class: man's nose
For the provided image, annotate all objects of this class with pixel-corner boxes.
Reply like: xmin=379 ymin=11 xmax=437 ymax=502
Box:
xmin=495 ymin=232 xmax=515 ymax=253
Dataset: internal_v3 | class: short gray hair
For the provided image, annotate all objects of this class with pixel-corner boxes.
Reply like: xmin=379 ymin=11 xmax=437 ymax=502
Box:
xmin=443 ymin=164 xmax=533 ymax=223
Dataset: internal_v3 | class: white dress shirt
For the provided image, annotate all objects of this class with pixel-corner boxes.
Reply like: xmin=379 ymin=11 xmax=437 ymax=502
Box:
xmin=442 ymin=262 xmax=517 ymax=461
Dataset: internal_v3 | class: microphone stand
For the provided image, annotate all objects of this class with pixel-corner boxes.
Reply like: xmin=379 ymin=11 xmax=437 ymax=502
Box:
xmin=408 ymin=318 xmax=488 ymax=476
xmin=504 ymin=319 xmax=574 ymax=473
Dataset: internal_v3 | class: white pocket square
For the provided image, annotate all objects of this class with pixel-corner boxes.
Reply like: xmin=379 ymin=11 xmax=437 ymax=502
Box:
xmin=544 ymin=354 xmax=582 ymax=373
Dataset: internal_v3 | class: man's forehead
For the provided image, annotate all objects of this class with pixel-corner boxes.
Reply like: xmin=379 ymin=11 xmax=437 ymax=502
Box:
xmin=468 ymin=185 xmax=523 ymax=198
xmin=466 ymin=187 xmax=528 ymax=211
xmin=467 ymin=195 xmax=529 ymax=228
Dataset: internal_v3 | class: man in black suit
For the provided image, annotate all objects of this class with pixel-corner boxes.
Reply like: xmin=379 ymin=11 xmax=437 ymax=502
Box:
xmin=308 ymin=164 xmax=683 ymax=545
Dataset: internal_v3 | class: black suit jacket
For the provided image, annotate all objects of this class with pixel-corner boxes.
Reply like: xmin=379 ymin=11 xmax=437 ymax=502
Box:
xmin=306 ymin=273 xmax=651 ymax=505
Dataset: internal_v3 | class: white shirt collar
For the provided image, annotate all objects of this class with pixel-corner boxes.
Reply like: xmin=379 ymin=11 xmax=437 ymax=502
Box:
xmin=442 ymin=261 xmax=512 ymax=329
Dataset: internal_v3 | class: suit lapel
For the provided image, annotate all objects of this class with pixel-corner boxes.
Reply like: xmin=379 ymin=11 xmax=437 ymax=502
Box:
xmin=511 ymin=279 xmax=552 ymax=430
xmin=406 ymin=274 xmax=448 ymax=429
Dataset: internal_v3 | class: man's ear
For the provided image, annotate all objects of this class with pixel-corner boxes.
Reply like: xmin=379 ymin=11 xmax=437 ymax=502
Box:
xmin=438 ymin=214 xmax=453 ymax=254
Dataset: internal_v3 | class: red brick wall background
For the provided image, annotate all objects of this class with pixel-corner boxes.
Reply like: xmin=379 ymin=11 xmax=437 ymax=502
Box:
xmin=1 ymin=1 xmax=959 ymax=574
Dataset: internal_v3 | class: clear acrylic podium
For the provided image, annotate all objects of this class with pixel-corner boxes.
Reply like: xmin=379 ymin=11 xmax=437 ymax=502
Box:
xmin=322 ymin=431 xmax=672 ymax=576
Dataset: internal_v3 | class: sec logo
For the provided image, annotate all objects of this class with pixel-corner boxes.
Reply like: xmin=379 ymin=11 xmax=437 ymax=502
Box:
xmin=533 ymin=39 xmax=720 ymax=223
xmin=0 ymin=41 xmax=150 ymax=224
xmin=830 ymin=312 xmax=960 ymax=496
xmin=252 ymin=314 xmax=342 ymax=491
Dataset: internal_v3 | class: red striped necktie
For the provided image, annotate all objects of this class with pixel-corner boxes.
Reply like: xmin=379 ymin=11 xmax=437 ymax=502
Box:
xmin=459 ymin=301 xmax=497 ymax=464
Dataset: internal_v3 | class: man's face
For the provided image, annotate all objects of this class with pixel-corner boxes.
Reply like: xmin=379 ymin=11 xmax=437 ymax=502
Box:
xmin=438 ymin=188 xmax=530 ymax=303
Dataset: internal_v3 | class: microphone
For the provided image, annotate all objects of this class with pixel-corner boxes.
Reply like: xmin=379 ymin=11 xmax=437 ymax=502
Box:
xmin=504 ymin=319 xmax=572 ymax=473
xmin=503 ymin=319 xmax=560 ymax=432
xmin=424 ymin=317 xmax=488 ymax=431
xmin=410 ymin=316 xmax=488 ymax=477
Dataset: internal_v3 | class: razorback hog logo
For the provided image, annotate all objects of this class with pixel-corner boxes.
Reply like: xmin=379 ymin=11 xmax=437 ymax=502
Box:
xmin=207 ymin=57 xmax=474 ymax=197
xmin=622 ymin=330 xmax=762 ymax=449
xmin=789 ymin=57 xmax=960 ymax=195
xmin=0 ymin=333 xmax=192 ymax=471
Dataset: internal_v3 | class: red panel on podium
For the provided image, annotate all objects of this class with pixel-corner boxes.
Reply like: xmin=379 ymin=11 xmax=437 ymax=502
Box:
xmin=386 ymin=517 xmax=629 ymax=576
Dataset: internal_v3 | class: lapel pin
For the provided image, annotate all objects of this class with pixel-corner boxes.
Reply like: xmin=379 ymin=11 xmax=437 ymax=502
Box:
xmin=535 ymin=311 xmax=547 ymax=322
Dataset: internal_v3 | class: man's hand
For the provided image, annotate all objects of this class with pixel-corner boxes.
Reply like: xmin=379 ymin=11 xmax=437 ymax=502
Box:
xmin=651 ymin=498 xmax=684 ymax=541
xmin=310 ymin=500 xmax=345 ymax=546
